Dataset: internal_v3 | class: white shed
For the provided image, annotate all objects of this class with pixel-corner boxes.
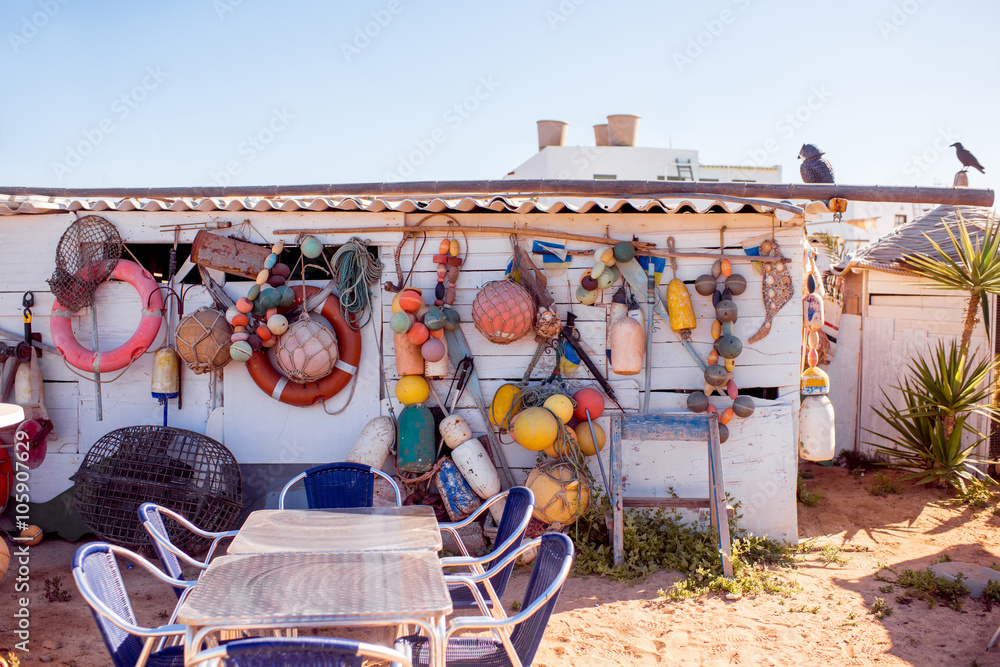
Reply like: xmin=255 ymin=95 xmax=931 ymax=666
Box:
xmin=826 ymin=205 xmax=995 ymax=460
xmin=0 ymin=192 xmax=806 ymax=541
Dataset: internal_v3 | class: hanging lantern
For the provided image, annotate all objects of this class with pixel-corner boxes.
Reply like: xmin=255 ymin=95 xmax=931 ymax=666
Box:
xmin=275 ymin=318 xmax=339 ymax=384
xmin=471 ymin=280 xmax=535 ymax=344
xmin=175 ymin=307 xmax=233 ymax=374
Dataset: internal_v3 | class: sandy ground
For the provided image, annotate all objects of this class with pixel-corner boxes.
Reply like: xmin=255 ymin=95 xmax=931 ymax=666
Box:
xmin=4 ymin=464 xmax=1000 ymax=666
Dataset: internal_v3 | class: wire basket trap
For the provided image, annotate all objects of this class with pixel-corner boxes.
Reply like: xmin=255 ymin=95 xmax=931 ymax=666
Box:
xmin=74 ymin=425 xmax=242 ymax=552
xmin=47 ymin=215 xmax=123 ymax=312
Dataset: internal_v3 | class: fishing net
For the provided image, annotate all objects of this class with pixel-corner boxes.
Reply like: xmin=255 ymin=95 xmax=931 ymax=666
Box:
xmin=47 ymin=216 xmax=123 ymax=312
xmin=175 ymin=307 xmax=233 ymax=374
xmin=471 ymin=280 xmax=535 ymax=344
xmin=275 ymin=318 xmax=339 ymax=384
xmin=525 ymin=459 xmax=591 ymax=527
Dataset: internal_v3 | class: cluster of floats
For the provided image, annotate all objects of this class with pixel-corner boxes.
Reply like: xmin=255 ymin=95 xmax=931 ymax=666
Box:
xmin=5 ymin=213 xmax=835 ymax=544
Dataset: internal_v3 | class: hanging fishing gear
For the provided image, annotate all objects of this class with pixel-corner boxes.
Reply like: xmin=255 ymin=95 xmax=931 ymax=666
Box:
xmin=329 ymin=237 xmax=382 ymax=329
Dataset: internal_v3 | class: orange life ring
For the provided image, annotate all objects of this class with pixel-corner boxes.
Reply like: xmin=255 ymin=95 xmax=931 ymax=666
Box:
xmin=246 ymin=286 xmax=361 ymax=407
xmin=50 ymin=259 xmax=164 ymax=373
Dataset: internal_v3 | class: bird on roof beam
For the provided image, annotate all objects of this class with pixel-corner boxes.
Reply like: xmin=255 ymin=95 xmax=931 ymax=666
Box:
xmin=798 ymin=144 xmax=836 ymax=184
xmin=950 ymin=142 xmax=985 ymax=173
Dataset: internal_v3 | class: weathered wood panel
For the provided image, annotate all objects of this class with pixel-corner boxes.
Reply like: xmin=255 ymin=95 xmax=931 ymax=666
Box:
xmin=0 ymin=207 xmax=803 ymax=537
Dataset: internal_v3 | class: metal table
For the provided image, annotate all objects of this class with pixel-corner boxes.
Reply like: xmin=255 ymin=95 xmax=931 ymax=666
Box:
xmin=177 ymin=550 xmax=453 ymax=667
xmin=227 ymin=506 xmax=442 ymax=555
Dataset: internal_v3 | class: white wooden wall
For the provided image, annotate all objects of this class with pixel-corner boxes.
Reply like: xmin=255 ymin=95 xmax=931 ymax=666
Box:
xmin=0 ymin=209 xmax=803 ymax=540
xmin=854 ymin=271 xmax=992 ymax=460
xmin=382 ymin=212 xmax=804 ymax=540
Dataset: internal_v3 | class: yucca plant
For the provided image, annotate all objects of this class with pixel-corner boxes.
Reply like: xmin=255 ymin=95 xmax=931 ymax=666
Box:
xmin=867 ymin=340 xmax=1000 ymax=490
xmin=902 ymin=212 xmax=1000 ymax=359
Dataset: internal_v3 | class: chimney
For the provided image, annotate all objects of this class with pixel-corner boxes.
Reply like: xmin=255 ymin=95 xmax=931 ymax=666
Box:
xmin=537 ymin=120 xmax=568 ymax=151
xmin=607 ymin=114 xmax=640 ymax=147
xmin=593 ymin=124 xmax=610 ymax=147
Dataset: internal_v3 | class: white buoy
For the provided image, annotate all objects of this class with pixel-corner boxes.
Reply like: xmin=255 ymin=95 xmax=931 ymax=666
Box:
xmin=439 ymin=414 xmax=473 ymax=449
xmin=452 ymin=438 xmax=503 ymax=523
xmin=346 ymin=416 xmax=396 ymax=469
xmin=799 ymin=394 xmax=835 ymax=461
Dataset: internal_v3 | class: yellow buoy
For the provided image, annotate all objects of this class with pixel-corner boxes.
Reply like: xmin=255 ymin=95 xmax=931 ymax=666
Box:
xmin=542 ymin=394 xmax=574 ymax=424
xmin=20 ymin=525 xmax=42 ymax=547
xmin=511 ymin=407 xmax=559 ymax=451
xmin=526 ymin=462 xmax=591 ymax=526
xmin=666 ymin=278 xmax=696 ymax=332
xmin=395 ymin=375 xmax=429 ymax=405
xmin=574 ymin=422 xmax=606 ymax=456
xmin=0 ymin=538 xmax=8 ymax=581
xmin=489 ymin=383 xmax=522 ymax=428
xmin=545 ymin=426 xmax=579 ymax=459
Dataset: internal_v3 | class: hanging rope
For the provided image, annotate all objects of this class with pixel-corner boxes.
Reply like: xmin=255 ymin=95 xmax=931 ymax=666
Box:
xmin=329 ymin=237 xmax=382 ymax=329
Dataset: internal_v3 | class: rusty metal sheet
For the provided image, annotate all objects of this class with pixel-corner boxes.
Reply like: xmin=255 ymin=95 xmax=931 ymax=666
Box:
xmin=191 ymin=230 xmax=269 ymax=279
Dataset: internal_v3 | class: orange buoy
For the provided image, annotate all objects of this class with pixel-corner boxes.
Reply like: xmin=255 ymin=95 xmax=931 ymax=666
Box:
xmin=610 ymin=316 xmax=644 ymax=375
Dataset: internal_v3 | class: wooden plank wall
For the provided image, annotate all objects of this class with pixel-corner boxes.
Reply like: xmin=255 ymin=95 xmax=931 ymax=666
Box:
xmin=383 ymin=212 xmax=804 ymax=540
xmin=0 ymin=209 xmax=804 ymax=540
xmin=856 ymin=271 xmax=992 ymax=459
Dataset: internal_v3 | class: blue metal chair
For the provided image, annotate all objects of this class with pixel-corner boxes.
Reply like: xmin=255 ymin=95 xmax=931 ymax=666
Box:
xmin=439 ymin=487 xmax=534 ymax=612
xmin=138 ymin=502 xmax=238 ymax=598
xmin=396 ymin=533 xmax=574 ymax=667
xmin=72 ymin=542 xmax=195 ymax=667
xmin=278 ymin=462 xmax=402 ymax=509
xmin=186 ymin=636 xmax=412 ymax=666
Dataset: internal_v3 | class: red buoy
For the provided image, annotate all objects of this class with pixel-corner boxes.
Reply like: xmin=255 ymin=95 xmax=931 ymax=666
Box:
xmin=573 ymin=387 xmax=605 ymax=421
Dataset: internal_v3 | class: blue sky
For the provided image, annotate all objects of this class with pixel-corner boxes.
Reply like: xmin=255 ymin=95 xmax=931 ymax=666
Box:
xmin=1 ymin=0 xmax=997 ymax=194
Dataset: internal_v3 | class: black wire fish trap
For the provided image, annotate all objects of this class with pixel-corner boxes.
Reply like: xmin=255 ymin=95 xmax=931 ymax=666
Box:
xmin=74 ymin=425 xmax=242 ymax=552
xmin=47 ymin=215 xmax=123 ymax=312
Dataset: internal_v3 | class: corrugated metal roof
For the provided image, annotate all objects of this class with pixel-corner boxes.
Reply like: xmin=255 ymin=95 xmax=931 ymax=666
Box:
xmin=848 ymin=205 xmax=992 ymax=274
xmin=0 ymin=194 xmax=796 ymax=217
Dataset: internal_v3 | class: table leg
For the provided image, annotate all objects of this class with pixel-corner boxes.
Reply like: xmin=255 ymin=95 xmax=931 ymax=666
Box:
xmin=430 ymin=614 xmax=448 ymax=667
xmin=184 ymin=626 xmax=196 ymax=664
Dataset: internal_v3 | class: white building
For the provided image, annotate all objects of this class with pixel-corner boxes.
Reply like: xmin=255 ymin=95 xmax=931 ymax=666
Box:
xmin=505 ymin=117 xmax=782 ymax=184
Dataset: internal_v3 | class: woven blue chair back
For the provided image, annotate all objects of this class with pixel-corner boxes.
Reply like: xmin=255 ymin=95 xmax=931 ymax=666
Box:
xmin=138 ymin=504 xmax=185 ymax=597
xmin=509 ymin=533 xmax=573 ymax=664
xmin=483 ymin=486 xmax=533 ymax=598
xmin=73 ymin=544 xmax=146 ymax=667
xmin=302 ymin=462 xmax=376 ymax=509
xmin=205 ymin=637 xmax=374 ymax=666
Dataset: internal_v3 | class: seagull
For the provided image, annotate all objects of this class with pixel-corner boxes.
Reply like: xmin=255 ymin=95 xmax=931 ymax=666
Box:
xmin=798 ymin=144 xmax=835 ymax=183
xmin=950 ymin=143 xmax=985 ymax=173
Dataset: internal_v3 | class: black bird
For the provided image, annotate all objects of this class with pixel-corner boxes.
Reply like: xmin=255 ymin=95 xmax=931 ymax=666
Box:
xmin=798 ymin=144 xmax=835 ymax=183
xmin=950 ymin=142 xmax=985 ymax=173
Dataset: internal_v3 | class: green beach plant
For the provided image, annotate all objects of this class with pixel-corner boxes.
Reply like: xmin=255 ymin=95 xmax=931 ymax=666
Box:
xmin=868 ymin=211 xmax=1000 ymax=488
xmin=867 ymin=339 xmax=999 ymax=490
xmin=902 ymin=213 xmax=1000 ymax=359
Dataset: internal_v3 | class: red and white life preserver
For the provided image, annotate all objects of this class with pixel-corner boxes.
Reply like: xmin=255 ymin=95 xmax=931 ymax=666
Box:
xmin=50 ymin=259 xmax=164 ymax=373
xmin=246 ymin=286 xmax=361 ymax=407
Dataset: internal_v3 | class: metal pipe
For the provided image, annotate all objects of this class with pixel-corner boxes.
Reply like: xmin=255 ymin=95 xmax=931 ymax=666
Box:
xmin=91 ymin=304 xmax=103 ymax=421
xmin=1 ymin=180 xmax=993 ymax=206
xmin=642 ymin=263 xmax=655 ymax=414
